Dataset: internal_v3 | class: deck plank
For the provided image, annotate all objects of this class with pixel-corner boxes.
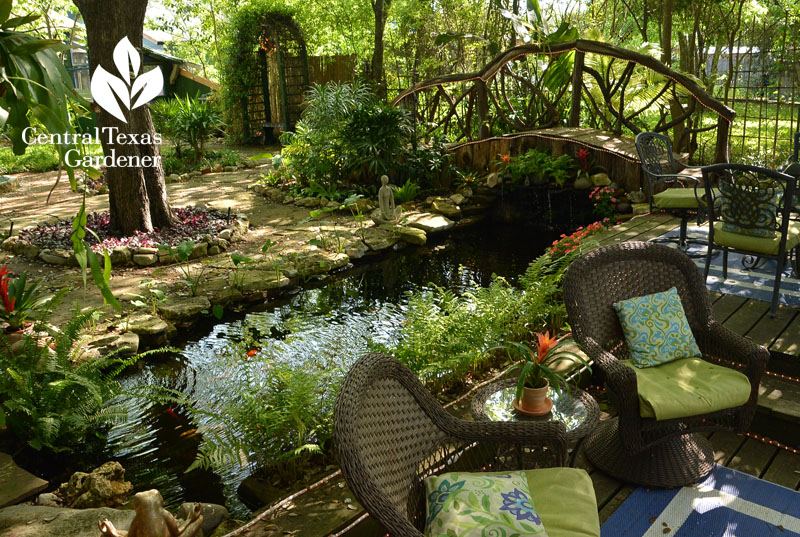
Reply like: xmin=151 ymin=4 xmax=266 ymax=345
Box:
xmin=727 ymin=437 xmax=777 ymax=477
xmin=710 ymin=431 xmax=746 ymax=466
xmin=762 ymin=449 xmax=800 ymax=489
xmin=712 ymin=294 xmax=748 ymax=324
xmin=722 ymin=299 xmax=771 ymax=338
xmin=745 ymin=304 xmax=797 ymax=349
xmin=770 ymin=312 xmax=800 ymax=356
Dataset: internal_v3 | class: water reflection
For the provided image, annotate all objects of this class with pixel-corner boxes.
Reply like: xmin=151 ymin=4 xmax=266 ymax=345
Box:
xmin=103 ymin=223 xmax=559 ymax=517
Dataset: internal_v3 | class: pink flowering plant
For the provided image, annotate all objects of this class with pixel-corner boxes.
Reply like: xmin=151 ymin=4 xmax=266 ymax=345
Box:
xmin=590 ymin=186 xmax=617 ymax=226
xmin=548 ymin=221 xmax=606 ymax=258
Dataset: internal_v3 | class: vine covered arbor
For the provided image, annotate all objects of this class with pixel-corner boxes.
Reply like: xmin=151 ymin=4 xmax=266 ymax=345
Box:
xmin=222 ymin=8 xmax=310 ymax=143
xmin=392 ymin=39 xmax=736 ymax=191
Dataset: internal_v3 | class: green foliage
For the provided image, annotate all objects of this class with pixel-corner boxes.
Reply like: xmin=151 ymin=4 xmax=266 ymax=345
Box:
xmin=392 ymin=179 xmax=421 ymax=204
xmin=399 ymin=135 xmax=452 ymax=190
xmin=150 ymin=98 xmax=185 ymax=156
xmin=161 ymin=148 xmax=242 ymax=176
xmin=186 ymin=345 xmax=344 ymax=484
xmin=342 ymin=104 xmax=412 ymax=177
xmin=505 ymin=149 xmax=575 ymax=186
xmin=0 ymin=267 xmax=50 ymax=330
xmin=157 ymin=240 xmax=210 ymax=296
xmin=0 ymin=144 xmax=58 ymax=173
xmin=0 ymin=0 xmax=83 ymax=187
xmin=151 ymin=96 xmax=223 ymax=162
xmin=0 ymin=306 xmax=137 ymax=452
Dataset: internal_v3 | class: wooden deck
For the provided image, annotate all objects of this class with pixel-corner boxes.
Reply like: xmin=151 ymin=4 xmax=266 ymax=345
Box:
xmin=287 ymin=212 xmax=800 ymax=537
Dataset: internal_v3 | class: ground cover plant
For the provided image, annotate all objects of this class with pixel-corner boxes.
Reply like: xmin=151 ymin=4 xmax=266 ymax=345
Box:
xmin=18 ymin=207 xmax=238 ymax=253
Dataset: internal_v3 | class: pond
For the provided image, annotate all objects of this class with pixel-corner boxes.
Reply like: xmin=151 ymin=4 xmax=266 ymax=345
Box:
xmin=103 ymin=222 xmax=560 ymax=517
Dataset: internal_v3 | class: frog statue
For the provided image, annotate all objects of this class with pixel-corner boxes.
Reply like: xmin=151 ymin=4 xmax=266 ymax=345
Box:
xmin=98 ymin=490 xmax=203 ymax=537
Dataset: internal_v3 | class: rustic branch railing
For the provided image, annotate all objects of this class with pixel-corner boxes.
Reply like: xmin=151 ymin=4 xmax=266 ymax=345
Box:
xmin=392 ymin=39 xmax=736 ymax=165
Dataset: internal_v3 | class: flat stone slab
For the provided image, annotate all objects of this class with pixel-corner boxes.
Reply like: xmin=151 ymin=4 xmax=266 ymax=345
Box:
xmin=404 ymin=213 xmax=455 ymax=233
xmin=158 ymin=297 xmax=211 ymax=321
xmin=0 ymin=505 xmax=135 ymax=537
xmin=0 ymin=453 xmax=48 ymax=508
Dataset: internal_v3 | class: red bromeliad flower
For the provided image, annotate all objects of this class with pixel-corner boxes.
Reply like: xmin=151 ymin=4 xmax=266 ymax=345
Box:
xmin=0 ymin=266 xmax=14 ymax=313
xmin=576 ymin=148 xmax=591 ymax=172
xmin=501 ymin=154 xmax=511 ymax=164
xmin=535 ymin=331 xmax=558 ymax=363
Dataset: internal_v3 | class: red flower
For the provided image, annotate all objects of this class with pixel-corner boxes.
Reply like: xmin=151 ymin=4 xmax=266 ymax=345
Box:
xmin=535 ymin=331 xmax=558 ymax=363
xmin=501 ymin=154 xmax=511 ymax=164
xmin=0 ymin=266 xmax=14 ymax=313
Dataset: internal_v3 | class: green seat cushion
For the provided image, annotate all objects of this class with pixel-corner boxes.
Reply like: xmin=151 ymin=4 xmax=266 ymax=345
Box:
xmin=613 ymin=287 xmax=701 ymax=368
xmin=525 ymin=468 xmax=600 ymax=537
xmin=653 ymin=188 xmax=719 ymax=209
xmin=621 ymin=357 xmax=751 ymax=420
xmin=424 ymin=471 xmax=549 ymax=536
xmin=712 ymin=220 xmax=800 ymax=256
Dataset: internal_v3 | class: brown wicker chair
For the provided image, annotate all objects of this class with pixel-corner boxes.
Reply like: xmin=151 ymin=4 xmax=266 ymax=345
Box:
xmin=333 ymin=353 xmax=570 ymax=537
xmin=563 ymin=241 xmax=768 ymax=487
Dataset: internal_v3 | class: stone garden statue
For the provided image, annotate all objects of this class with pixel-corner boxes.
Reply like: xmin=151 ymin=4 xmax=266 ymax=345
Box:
xmin=373 ymin=174 xmax=399 ymax=225
xmin=98 ymin=490 xmax=203 ymax=537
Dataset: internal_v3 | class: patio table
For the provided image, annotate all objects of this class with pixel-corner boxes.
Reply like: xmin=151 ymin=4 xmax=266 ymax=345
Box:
xmin=471 ymin=378 xmax=599 ymax=466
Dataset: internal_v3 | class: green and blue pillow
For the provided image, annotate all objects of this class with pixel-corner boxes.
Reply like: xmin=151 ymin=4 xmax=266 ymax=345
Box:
xmin=613 ymin=287 xmax=701 ymax=368
xmin=424 ymin=471 xmax=548 ymax=536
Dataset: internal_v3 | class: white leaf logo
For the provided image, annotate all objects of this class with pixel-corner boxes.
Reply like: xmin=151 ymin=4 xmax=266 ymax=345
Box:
xmin=90 ymin=36 xmax=164 ymax=124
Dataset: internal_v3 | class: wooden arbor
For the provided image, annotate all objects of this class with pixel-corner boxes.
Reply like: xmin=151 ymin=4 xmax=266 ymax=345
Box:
xmin=239 ymin=13 xmax=309 ymax=142
xmin=392 ymin=40 xmax=736 ymax=189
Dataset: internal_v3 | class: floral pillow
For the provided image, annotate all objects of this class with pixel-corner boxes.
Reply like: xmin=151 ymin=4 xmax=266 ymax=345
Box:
xmin=424 ymin=471 xmax=548 ymax=537
xmin=613 ymin=286 xmax=701 ymax=368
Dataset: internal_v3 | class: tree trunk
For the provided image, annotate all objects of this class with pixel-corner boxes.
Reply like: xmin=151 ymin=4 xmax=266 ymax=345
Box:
xmin=660 ymin=0 xmax=674 ymax=65
xmin=370 ymin=0 xmax=391 ymax=99
xmin=73 ymin=0 xmax=174 ymax=236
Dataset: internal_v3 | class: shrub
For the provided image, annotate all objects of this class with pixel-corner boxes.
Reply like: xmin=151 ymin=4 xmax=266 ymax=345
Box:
xmin=152 ymin=96 xmax=223 ymax=162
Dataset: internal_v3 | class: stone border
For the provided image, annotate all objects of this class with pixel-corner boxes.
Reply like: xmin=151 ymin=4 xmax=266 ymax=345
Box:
xmin=0 ymin=215 xmax=250 ymax=268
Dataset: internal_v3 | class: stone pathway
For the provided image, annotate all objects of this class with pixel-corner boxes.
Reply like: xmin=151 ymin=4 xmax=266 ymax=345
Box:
xmin=0 ymin=453 xmax=47 ymax=508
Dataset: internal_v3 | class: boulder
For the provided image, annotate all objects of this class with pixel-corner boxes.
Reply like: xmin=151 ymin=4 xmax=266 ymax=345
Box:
xmin=295 ymin=252 xmax=350 ymax=275
xmin=486 ymin=172 xmax=501 ymax=188
xmin=132 ymin=254 xmax=157 ymax=266
xmin=217 ymin=229 xmax=233 ymax=241
xmin=0 ymin=236 xmax=18 ymax=252
xmin=431 ymin=200 xmax=461 ymax=219
xmin=35 ymin=493 xmax=60 ymax=507
xmin=573 ymin=176 xmax=591 ymax=190
xmin=632 ymin=203 xmax=650 ymax=215
xmin=616 ymin=202 xmax=633 ymax=214
xmin=351 ymin=198 xmax=377 ymax=214
xmin=223 ymin=166 xmax=237 ymax=172
xmin=449 ymin=193 xmax=465 ymax=205
xmin=177 ymin=503 xmax=229 ymax=536
xmin=124 ymin=315 xmax=169 ymax=338
xmin=165 ymin=174 xmax=181 ymax=184
xmin=38 ymin=249 xmax=71 ymax=266
xmin=457 ymin=186 xmax=473 ymax=198
xmin=283 ymin=195 xmax=295 ymax=204
xmin=188 ymin=242 xmax=208 ymax=260
xmin=230 ymin=269 xmax=290 ymax=293
xmin=0 ymin=453 xmax=47 ymax=508
xmin=15 ymin=242 xmax=39 ymax=259
xmin=404 ymin=213 xmax=455 ymax=233
xmin=626 ymin=189 xmax=647 ymax=204
xmin=208 ymin=245 xmax=221 ymax=255
xmin=109 ymin=332 xmax=140 ymax=357
xmin=158 ymin=297 xmax=211 ymax=322
xmin=590 ymin=172 xmax=611 ymax=186
xmin=396 ymin=226 xmax=427 ymax=245
xmin=262 ymin=187 xmax=285 ymax=204
xmin=136 ymin=247 xmax=159 ymax=255
xmin=0 ymin=176 xmax=20 ymax=193
xmin=109 ymin=247 xmax=132 ymax=266
xmin=296 ymin=197 xmax=321 ymax=208
xmin=57 ymin=461 xmax=132 ymax=509
xmin=0 ymin=505 xmax=135 ymax=537
xmin=344 ymin=239 xmax=369 ymax=259
xmin=362 ymin=228 xmax=399 ymax=251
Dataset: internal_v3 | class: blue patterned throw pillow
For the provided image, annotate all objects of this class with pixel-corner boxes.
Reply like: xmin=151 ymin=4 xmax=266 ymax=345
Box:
xmin=719 ymin=180 xmax=782 ymax=238
xmin=613 ymin=287 xmax=701 ymax=368
xmin=424 ymin=471 xmax=548 ymax=537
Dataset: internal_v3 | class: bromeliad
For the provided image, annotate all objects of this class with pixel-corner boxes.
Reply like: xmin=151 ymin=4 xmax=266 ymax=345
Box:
xmin=0 ymin=266 xmax=50 ymax=331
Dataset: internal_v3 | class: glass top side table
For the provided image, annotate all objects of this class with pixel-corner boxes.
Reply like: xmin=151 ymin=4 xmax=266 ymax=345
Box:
xmin=471 ymin=378 xmax=600 ymax=466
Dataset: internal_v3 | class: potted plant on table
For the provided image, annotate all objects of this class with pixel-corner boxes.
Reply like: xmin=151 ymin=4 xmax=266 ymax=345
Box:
xmin=498 ymin=332 xmax=590 ymax=417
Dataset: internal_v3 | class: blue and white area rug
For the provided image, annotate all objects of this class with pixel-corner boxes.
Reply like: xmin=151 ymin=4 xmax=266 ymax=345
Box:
xmin=653 ymin=227 xmax=800 ymax=308
xmin=601 ymin=465 xmax=800 ymax=536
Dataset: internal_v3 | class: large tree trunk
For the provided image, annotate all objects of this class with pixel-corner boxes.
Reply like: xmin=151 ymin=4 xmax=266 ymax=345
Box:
xmin=73 ymin=0 xmax=173 ymax=236
xmin=370 ymin=0 xmax=391 ymax=99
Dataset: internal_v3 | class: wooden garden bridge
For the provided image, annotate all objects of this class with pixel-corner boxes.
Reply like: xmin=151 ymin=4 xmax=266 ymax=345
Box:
xmin=392 ymin=39 xmax=736 ymax=191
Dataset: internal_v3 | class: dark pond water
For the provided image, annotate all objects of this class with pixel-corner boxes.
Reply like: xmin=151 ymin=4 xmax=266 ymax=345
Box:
xmin=102 ymin=222 xmax=560 ymax=517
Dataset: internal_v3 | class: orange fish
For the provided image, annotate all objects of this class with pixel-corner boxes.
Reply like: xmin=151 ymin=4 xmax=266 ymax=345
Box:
xmin=246 ymin=349 xmax=258 ymax=357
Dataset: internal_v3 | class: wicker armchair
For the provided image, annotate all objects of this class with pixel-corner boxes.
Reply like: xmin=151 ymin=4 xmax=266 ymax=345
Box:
xmin=333 ymin=353 xmax=569 ymax=537
xmin=563 ymin=242 xmax=768 ymax=487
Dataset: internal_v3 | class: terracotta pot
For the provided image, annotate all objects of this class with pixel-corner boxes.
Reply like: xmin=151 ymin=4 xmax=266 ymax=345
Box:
xmin=518 ymin=382 xmax=552 ymax=416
